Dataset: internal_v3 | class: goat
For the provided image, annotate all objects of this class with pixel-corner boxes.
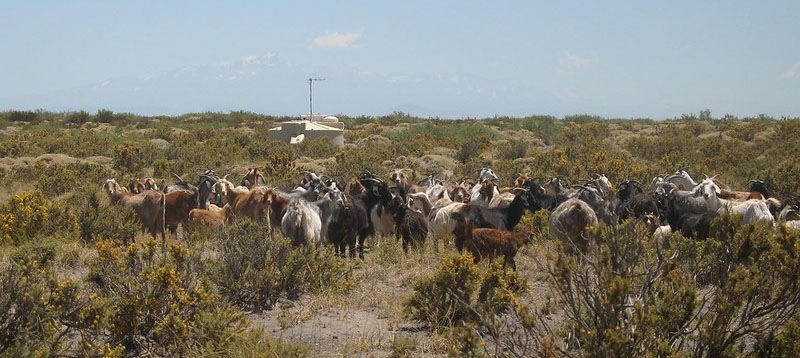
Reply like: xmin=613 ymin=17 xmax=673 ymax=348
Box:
xmin=214 ymin=179 xmax=272 ymax=222
xmin=187 ymin=204 xmax=235 ymax=230
xmin=749 ymin=180 xmax=797 ymax=216
xmin=390 ymin=169 xmax=428 ymax=198
xmin=354 ymin=176 xmax=396 ymax=236
xmin=143 ymin=178 xmax=158 ymax=191
xmin=549 ymin=198 xmax=598 ymax=253
xmin=778 ymin=205 xmax=800 ymax=231
xmin=460 ymin=222 xmax=533 ymax=270
xmin=326 ymin=191 xmax=370 ymax=258
xmin=127 ymin=178 xmax=146 ymax=194
xmin=452 ymin=189 xmax=541 ymax=251
xmin=240 ymin=167 xmax=266 ymax=189
xmin=656 ymin=184 xmax=718 ymax=240
xmin=343 ymin=178 xmax=366 ymax=196
xmin=281 ymin=199 xmax=323 ymax=246
xmin=468 ymin=168 xmax=499 ymax=203
xmin=389 ymin=197 xmax=428 ymax=252
xmin=473 ymin=179 xmax=499 ymax=207
xmin=103 ymin=179 xmax=165 ymax=242
xmin=164 ymin=188 xmax=199 ymax=235
xmin=407 ymin=192 xmax=433 ymax=216
xmin=617 ymin=180 xmax=643 ymax=203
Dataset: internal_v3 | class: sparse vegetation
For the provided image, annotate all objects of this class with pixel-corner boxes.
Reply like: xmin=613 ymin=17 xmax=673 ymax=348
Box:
xmin=2 ymin=110 xmax=800 ymax=356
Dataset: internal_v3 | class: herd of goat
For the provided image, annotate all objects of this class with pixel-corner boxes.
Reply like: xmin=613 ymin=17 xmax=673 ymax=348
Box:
xmin=100 ymin=166 xmax=800 ymax=269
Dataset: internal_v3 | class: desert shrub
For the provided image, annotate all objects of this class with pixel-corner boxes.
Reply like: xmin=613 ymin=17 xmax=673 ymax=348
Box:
xmin=296 ymin=136 xmax=338 ymax=159
xmin=73 ymin=190 xmax=141 ymax=245
xmin=760 ymin=158 xmax=800 ymax=194
xmin=457 ymin=135 xmax=491 ymax=164
xmin=384 ymin=122 xmax=498 ymax=147
xmin=66 ymin=110 xmax=90 ymax=124
xmin=0 ymin=137 xmax=26 ymax=157
xmin=496 ymin=138 xmax=529 ymax=160
xmin=34 ymin=161 xmax=115 ymax=197
xmin=486 ymin=115 xmax=562 ymax=143
xmin=8 ymin=110 xmax=38 ymax=123
xmin=489 ymin=159 xmax=525 ymax=186
xmin=325 ymin=144 xmax=394 ymax=181
xmin=0 ymin=247 xmax=114 ymax=357
xmin=214 ymin=220 xmax=356 ymax=312
xmin=727 ymin=119 xmax=767 ymax=141
xmin=29 ymin=130 xmax=113 ymax=158
xmin=94 ymin=109 xmax=114 ymax=123
xmin=405 ymin=254 xmax=527 ymax=329
xmin=87 ymin=238 xmax=248 ymax=356
xmin=191 ymin=329 xmax=310 ymax=358
xmin=453 ymin=156 xmax=492 ymax=180
xmin=0 ymin=191 xmax=78 ymax=246
xmin=394 ymin=132 xmax=437 ymax=157
xmin=246 ymin=138 xmax=294 ymax=161
xmin=262 ymin=152 xmax=301 ymax=189
xmin=112 ymin=140 xmax=162 ymax=175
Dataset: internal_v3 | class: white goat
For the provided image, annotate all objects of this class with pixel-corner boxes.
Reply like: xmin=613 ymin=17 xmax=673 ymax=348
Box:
xmin=281 ymin=199 xmax=323 ymax=246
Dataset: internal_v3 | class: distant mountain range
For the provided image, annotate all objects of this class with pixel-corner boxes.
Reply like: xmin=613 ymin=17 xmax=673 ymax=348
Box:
xmin=0 ymin=55 xmax=574 ymax=119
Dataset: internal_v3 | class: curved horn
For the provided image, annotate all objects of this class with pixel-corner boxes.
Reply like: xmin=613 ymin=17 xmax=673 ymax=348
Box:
xmin=171 ymin=173 xmax=185 ymax=183
xmin=222 ymin=173 xmax=231 ymax=180
xmin=677 ymin=165 xmax=691 ymax=173
xmin=630 ymin=180 xmax=642 ymax=186
xmin=256 ymin=172 xmax=266 ymax=185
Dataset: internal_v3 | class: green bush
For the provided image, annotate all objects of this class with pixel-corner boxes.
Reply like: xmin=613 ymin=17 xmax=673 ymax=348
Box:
xmin=456 ymin=136 xmax=491 ymax=164
xmin=112 ymin=140 xmax=161 ymax=175
xmin=296 ymin=136 xmax=338 ymax=159
xmin=405 ymin=254 xmax=527 ymax=329
xmin=87 ymin=238 xmax=248 ymax=356
xmin=73 ymin=191 xmax=141 ymax=245
xmin=35 ymin=161 xmax=115 ymax=197
xmin=496 ymin=138 xmax=529 ymax=160
xmin=0 ymin=247 xmax=110 ymax=357
xmin=214 ymin=220 xmax=356 ymax=312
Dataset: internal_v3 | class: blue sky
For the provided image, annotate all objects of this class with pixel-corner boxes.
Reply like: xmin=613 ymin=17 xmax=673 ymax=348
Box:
xmin=1 ymin=1 xmax=799 ymax=119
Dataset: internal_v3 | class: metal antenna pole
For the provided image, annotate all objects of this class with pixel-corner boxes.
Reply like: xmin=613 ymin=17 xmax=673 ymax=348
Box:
xmin=307 ymin=77 xmax=325 ymax=116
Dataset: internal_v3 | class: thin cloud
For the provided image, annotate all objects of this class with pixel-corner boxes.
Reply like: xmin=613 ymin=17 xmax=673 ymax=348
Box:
xmin=240 ymin=55 xmax=257 ymax=63
xmin=311 ymin=32 xmax=364 ymax=49
xmin=780 ymin=60 xmax=800 ymax=80
xmin=558 ymin=52 xmax=596 ymax=74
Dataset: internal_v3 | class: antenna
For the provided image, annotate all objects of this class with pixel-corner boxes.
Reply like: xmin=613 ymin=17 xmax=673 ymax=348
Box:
xmin=307 ymin=77 xmax=325 ymax=116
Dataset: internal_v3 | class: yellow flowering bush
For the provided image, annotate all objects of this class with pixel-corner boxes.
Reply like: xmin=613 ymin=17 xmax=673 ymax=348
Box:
xmin=405 ymin=254 xmax=527 ymax=330
xmin=0 ymin=191 xmax=78 ymax=246
xmin=87 ymin=238 xmax=247 ymax=356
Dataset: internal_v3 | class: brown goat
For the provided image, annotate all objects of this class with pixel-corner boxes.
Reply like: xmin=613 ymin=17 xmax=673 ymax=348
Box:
xmin=188 ymin=204 xmax=235 ymax=230
xmin=462 ymin=222 xmax=533 ymax=270
xmin=343 ymin=178 xmax=365 ymax=196
xmin=214 ymin=179 xmax=271 ymax=222
xmin=264 ymin=188 xmax=291 ymax=231
xmin=126 ymin=178 xmax=146 ymax=194
xmin=717 ymin=189 xmax=765 ymax=202
xmin=240 ymin=167 xmax=266 ymax=189
xmin=104 ymin=179 xmax=165 ymax=242
xmin=165 ymin=189 xmax=198 ymax=235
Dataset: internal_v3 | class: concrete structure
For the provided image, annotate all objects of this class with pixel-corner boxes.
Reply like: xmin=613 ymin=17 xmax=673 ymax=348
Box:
xmin=267 ymin=114 xmax=345 ymax=147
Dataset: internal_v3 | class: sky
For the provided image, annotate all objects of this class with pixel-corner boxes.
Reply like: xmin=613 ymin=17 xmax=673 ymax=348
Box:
xmin=1 ymin=1 xmax=799 ymax=119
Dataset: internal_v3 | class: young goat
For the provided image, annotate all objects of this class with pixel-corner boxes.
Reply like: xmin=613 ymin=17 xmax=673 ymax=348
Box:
xmin=460 ymin=221 xmax=533 ymax=270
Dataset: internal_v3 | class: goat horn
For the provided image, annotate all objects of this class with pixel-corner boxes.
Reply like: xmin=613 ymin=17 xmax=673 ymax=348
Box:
xmin=630 ymin=180 xmax=642 ymax=186
xmin=223 ymin=173 xmax=231 ymax=180
xmin=171 ymin=173 xmax=185 ymax=183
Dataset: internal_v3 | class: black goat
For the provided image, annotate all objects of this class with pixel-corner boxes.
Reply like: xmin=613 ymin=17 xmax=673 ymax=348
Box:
xmin=390 ymin=197 xmax=428 ymax=252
